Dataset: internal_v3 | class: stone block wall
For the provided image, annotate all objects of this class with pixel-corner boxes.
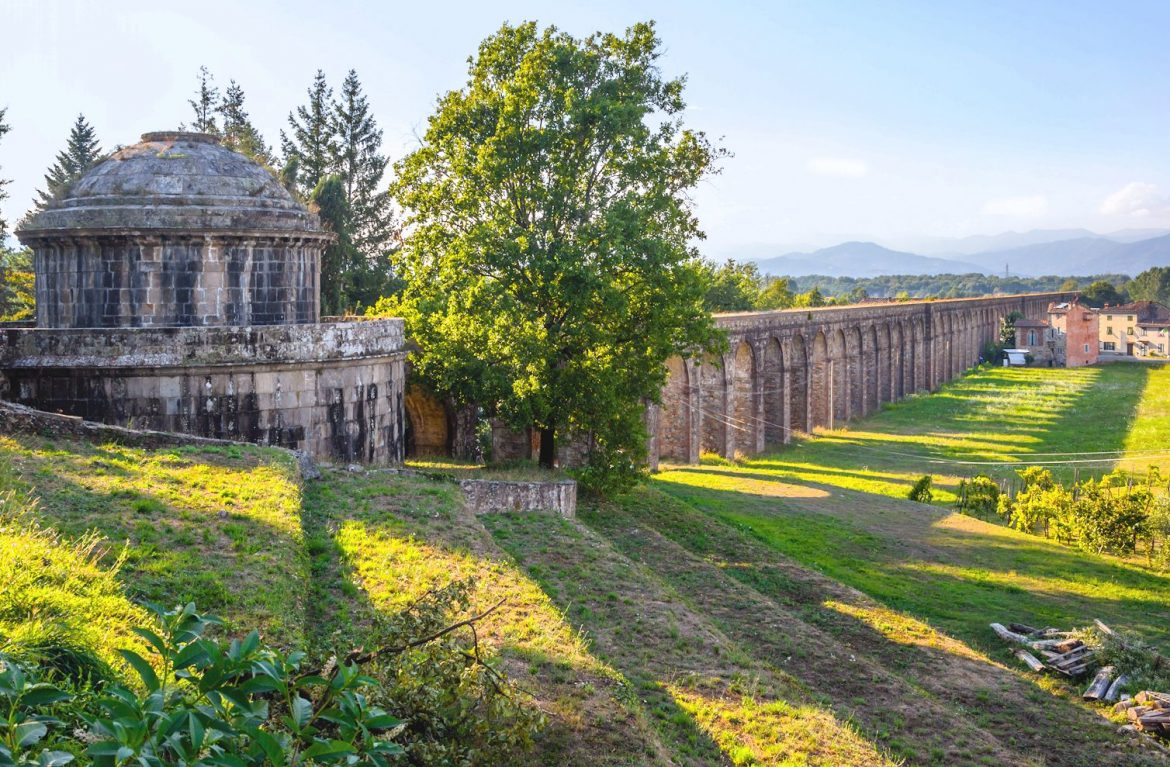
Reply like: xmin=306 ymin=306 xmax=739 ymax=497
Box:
xmin=32 ymin=234 xmax=324 ymax=328
xmin=0 ymin=320 xmax=406 ymax=465
xmin=459 ymin=478 xmax=576 ymax=518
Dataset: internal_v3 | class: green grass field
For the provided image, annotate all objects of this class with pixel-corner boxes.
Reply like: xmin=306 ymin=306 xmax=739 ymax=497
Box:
xmin=5 ymin=362 xmax=1170 ymax=766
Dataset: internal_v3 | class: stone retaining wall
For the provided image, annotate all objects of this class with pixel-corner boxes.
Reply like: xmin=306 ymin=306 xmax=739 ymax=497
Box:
xmin=0 ymin=320 xmax=407 ymax=465
xmin=459 ymin=478 xmax=577 ymax=518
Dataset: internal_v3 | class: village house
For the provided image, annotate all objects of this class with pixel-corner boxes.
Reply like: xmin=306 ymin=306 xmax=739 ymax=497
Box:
xmin=1098 ymin=300 xmax=1170 ymax=358
xmin=1013 ymin=298 xmax=1099 ymax=367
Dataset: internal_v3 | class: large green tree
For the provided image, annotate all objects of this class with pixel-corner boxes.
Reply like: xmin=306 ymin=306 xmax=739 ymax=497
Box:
xmin=391 ymin=21 xmax=724 ymax=478
xmin=281 ymin=70 xmax=337 ymax=196
xmin=1080 ymin=279 xmax=1126 ymax=308
xmin=36 ymin=114 xmax=101 ymax=209
xmin=1128 ymin=266 xmax=1170 ymax=305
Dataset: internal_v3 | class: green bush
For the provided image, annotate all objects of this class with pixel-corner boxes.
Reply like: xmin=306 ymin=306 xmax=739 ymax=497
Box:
xmin=907 ymin=475 xmax=933 ymax=503
xmin=956 ymin=474 xmax=1000 ymax=517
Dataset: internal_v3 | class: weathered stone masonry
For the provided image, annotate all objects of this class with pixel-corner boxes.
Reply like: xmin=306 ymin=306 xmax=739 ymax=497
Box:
xmin=649 ymin=292 xmax=1071 ymax=466
xmin=4 ymin=131 xmax=407 ymax=466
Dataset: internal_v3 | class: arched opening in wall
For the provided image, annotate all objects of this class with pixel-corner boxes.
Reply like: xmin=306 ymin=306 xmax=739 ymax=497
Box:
xmin=907 ymin=321 xmax=918 ymax=393
xmin=789 ymin=335 xmax=809 ymax=434
xmin=933 ymin=317 xmax=947 ymax=389
xmin=658 ymin=356 xmax=691 ymax=461
xmin=810 ymin=331 xmax=830 ymax=430
xmin=891 ymin=322 xmax=905 ymax=398
xmin=762 ymin=337 xmax=786 ymax=445
xmin=699 ymin=353 xmax=727 ymax=457
xmin=879 ymin=324 xmax=892 ymax=404
xmin=848 ymin=326 xmax=864 ymax=418
xmin=832 ymin=329 xmax=849 ymax=426
xmin=945 ymin=313 xmax=954 ymax=378
xmin=404 ymin=388 xmax=451 ymax=457
xmin=867 ymin=325 xmax=880 ymax=413
xmin=730 ymin=341 xmax=757 ymax=457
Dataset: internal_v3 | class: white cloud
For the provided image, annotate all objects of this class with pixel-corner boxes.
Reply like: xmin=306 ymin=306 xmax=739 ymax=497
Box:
xmin=981 ymin=194 xmax=1048 ymax=217
xmin=806 ymin=156 xmax=869 ymax=178
xmin=1100 ymin=182 xmax=1170 ymax=218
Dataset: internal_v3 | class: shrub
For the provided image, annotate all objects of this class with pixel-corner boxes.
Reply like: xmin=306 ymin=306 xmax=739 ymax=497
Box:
xmin=956 ymin=474 xmax=1000 ymax=516
xmin=907 ymin=475 xmax=933 ymax=503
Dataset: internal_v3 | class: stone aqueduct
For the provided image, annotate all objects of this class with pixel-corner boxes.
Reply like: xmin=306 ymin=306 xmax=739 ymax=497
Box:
xmin=646 ymin=292 xmax=1070 ymax=467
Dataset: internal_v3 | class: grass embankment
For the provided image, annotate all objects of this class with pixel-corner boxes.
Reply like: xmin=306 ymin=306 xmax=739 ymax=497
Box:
xmin=736 ymin=363 xmax=1170 ymax=506
xmin=5 ymin=363 xmax=1170 ymax=766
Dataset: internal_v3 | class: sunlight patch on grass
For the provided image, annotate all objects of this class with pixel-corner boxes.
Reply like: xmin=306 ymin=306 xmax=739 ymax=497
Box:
xmin=332 ymin=515 xmax=616 ymax=681
xmin=898 ymin=561 xmax=1170 ymax=605
xmin=2 ymin=435 xmax=307 ymax=647
xmin=666 ymin=680 xmax=900 ymax=767
xmin=821 ymin=600 xmax=985 ymax=662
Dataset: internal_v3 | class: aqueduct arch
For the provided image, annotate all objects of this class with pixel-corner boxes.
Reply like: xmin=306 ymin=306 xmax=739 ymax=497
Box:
xmin=651 ymin=292 xmax=1073 ymax=465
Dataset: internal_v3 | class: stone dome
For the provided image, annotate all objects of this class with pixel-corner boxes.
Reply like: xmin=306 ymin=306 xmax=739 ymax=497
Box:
xmin=18 ymin=132 xmax=325 ymax=237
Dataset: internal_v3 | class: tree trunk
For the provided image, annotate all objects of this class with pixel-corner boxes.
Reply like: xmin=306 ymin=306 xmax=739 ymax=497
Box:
xmin=539 ymin=426 xmax=556 ymax=469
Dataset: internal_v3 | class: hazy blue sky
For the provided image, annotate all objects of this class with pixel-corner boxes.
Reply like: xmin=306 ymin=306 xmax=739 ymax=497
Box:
xmin=3 ymin=0 xmax=1170 ymax=257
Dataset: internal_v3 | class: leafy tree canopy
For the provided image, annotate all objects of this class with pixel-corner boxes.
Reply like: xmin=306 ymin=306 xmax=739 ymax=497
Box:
xmin=389 ymin=20 xmax=725 ymax=482
xmin=1080 ymin=279 xmax=1126 ymax=308
xmin=703 ymin=259 xmax=762 ymax=312
xmin=1128 ymin=266 xmax=1170 ymax=305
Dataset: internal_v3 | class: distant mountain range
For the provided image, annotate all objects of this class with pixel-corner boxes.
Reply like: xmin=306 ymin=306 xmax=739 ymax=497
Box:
xmin=753 ymin=242 xmax=984 ymax=278
xmin=744 ymin=228 xmax=1170 ymax=278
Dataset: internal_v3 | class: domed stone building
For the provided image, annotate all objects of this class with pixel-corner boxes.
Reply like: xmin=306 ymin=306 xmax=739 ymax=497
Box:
xmin=1 ymin=131 xmax=405 ymax=465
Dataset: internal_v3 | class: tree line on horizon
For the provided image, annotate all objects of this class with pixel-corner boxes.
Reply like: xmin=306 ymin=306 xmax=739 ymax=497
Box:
xmin=700 ymin=259 xmax=1170 ymax=313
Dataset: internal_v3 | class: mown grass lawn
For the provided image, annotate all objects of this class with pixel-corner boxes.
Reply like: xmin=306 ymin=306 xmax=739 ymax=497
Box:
xmin=653 ymin=363 xmax=1170 ymax=652
xmin=737 ymin=362 xmax=1170 ymax=506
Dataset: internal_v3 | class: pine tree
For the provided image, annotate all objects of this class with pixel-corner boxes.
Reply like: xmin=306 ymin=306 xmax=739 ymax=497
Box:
xmin=331 ymin=70 xmax=396 ymax=260
xmin=0 ymin=108 xmax=10 ymax=240
xmin=189 ymin=66 xmax=220 ymax=135
xmin=218 ymin=80 xmax=273 ymax=166
xmin=310 ymin=174 xmax=359 ymax=316
xmin=281 ymin=70 xmax=337 ymax=196
xmin=36 ymin=114 xmax=102 ymax=209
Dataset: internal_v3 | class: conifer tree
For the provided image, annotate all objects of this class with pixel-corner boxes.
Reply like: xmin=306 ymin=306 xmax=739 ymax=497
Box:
xmin=218 ymin=80 xmax=273 ymax=165
xmin=281 ymin=70 xmax=337 ymax=196
xmin=36 ymin=114 xmax=102 ymax=209
xmin=0 ymin=108 xmax=10 ymax=240
xmin=310 ymin=174 xmax=358 ymax=316
xmin=189 ymin=66 xmax=221 ymax=135
xmin=331 ymin=70 xmax=396 ymax=259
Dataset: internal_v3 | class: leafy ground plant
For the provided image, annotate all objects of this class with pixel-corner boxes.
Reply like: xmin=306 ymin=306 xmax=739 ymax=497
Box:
xmin=5 ymin=601 xmax=406 ymax=767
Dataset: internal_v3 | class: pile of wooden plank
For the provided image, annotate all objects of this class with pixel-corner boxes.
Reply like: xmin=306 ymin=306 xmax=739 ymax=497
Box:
xmin=1117 ymin=692 xmax=1170 ymax=735
xmin=989 ymin=621 xmax=1098 ymax=678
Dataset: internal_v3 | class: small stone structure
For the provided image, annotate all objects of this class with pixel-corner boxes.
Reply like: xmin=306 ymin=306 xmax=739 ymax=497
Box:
xmin=459 ymin=478 xmax=577 ymax=518
xmin=3 ymin=132 xmax=406 ymax=465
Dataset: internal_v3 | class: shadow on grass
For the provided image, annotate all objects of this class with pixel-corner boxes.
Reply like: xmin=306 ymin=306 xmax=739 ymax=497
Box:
xmin=599 ymin=484 xmax=1170 ymax=767
xmin=752 ymin=364 xmax=1155 ymax=487
xmin=650 ymin=476 xmax=1170 ymax=650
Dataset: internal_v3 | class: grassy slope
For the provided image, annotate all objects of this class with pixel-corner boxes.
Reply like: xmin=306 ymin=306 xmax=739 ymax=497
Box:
xmin=622 ymin=363 xmax=1170 ymax=765
xmin=5 ymin=362 xmax=1169 ymax=766
xmin=737 ymin=363 xmax=1170 ymax=507
xmin=0 ymin=436 xmax=307 ymax=647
